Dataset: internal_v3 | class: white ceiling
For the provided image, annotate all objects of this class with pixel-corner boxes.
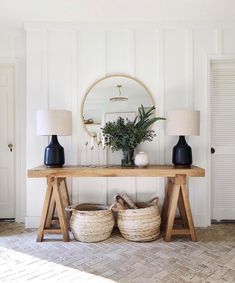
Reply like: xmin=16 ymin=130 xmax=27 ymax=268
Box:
xmin=0 ymin=0 xmax=234 ymax=29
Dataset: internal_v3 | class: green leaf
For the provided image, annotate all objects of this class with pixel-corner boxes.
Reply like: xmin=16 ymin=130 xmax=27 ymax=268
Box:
xmin=101 ymin=104 xmax=166 ymax=152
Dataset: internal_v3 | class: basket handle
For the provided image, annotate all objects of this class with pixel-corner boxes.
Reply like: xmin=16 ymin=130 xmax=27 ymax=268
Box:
xmin=148 ymin=197 xmax=159 ymax=205
xmin=108 ymin=194 xmax=123 ymax=211
xmin=109 ymin=194 xmax=126 ymax=211
xmin=108 ymin=203 xmax=116 ymax=210
xmin=65 ymin=205 xmax=76 ymax=212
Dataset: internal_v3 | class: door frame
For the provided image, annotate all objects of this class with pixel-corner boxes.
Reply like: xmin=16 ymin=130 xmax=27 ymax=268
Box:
xmin=207 ymin=54 xmax=235 ymax=224
xmin=0 ymin=58 xmax=25 ymax=222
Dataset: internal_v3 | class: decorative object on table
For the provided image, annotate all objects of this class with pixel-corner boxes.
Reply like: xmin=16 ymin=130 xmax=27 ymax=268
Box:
xmin=96 ymin=131 xmax=101 ymax=166
xmin=84 ymin=132 xmax=89 ymax=166
xmin=101 ymin=105 xmax=165 ymax=167
xmin=90 ymin=135 xmax=94 ymax=150
xmin=82 ymin=132 xmax=104 ymax=167
xmin=110 ymin=193 xmax=161 ymax=242
xmin=109 ymin=85 xmax=128 ymax=102
xmin=167 ymin=109 xmax=200 ymax=168
xmin=89 ymin=135 xmax=96 ymax=167
xmin=134 ymin=151 xmax=149 ymax=168
xmin=122 ymin=149 xmax=135 ymax=167
xmin=36 ymin=109 xmax=72 ymax=167
xmin=101 ymin=134 xmax=106 ymax=150
xmin=66 ymin=203 xmax=114 ymax=243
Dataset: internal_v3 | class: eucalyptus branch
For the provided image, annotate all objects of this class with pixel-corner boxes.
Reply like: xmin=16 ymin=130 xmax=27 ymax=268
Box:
xmin=101 ymin=105 xmax=166 ymax=152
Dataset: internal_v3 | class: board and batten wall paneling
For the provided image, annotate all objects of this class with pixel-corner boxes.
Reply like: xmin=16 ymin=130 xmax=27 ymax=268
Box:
xmin=106 ymin=29 xmax=134 ymax=75
xmin=135 ymin=28 xmax=159 ymax=164
xmin=107 ymin=177 xmax=136 ymax=204
xmin=135 ymin=177 xmax=160 ymax=204
xmin=75 ymin=29 xmax=107 ymax=205
xmin=77 ymin=29 xmax=106 ymax=167
xmin=26 ymin=30 xmax=48 ymax=226
xmin=164 ymin=29 xmax=189 ymax=164
xmin=47 ymin=30 xmax=74 ymax=162
xmin=47 ymin=30 xmax=75 ymax=201
xmin=135 ymin=28 xmax=162 ymax=200
xmin=25 ymin=23 xmax=228 ymax=228
xmin=105 ymin=29 xmax=136 ymax=202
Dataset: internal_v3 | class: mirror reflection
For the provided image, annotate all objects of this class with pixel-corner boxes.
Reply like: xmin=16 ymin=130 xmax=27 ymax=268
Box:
xmin=82 ymin=75 xmax=155 ymax=137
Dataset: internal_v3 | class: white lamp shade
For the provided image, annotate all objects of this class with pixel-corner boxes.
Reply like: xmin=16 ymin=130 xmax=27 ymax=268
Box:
xmin=167 ymin=109 xmax=200 ymax=136
xmin=37 ymin=110 xmax=72 ymax=136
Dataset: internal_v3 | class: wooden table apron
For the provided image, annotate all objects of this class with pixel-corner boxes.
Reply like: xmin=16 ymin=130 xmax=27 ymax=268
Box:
xmin=27 ymin=165 xmax=205 ymax=242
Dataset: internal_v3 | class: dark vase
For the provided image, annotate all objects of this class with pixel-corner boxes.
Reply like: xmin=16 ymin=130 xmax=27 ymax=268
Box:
xmin=121 ymin=149 xmax=135 ymax=167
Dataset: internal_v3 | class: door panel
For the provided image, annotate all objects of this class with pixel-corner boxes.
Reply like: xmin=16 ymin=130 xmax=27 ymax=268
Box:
xmin=0 ymin=66 xmax=14 ymax=218
xmin=0 ymin=168 xmax=8 ymax=202
xmin=0 ymin=90 xmax=7 ymax=149
xmin=211 ymin=61 xmax=235 ymax=221
xmin=212 ymin=155 xmax=235 ymax=220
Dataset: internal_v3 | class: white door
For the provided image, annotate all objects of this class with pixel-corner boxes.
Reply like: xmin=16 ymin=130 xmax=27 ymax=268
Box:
xmin=0 ymin=66 xmax=14 ymax=218
xmin=211 ymin=61 xmax=235 ymax=221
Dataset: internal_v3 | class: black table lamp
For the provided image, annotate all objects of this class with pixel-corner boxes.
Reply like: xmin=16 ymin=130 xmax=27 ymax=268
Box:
xmin=37 ymin=110 xmax=72 ymax=167
xmin=167 ymin=110 xmax=200 ymax=168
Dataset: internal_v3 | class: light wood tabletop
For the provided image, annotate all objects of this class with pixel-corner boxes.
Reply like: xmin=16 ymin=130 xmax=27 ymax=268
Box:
xmin=27 ymin=164 xmax=205 ymax=178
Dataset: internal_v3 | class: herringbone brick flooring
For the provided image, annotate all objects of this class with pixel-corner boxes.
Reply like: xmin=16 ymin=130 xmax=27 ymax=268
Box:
xmin=0 ymin=223 xmax=234 ymax=283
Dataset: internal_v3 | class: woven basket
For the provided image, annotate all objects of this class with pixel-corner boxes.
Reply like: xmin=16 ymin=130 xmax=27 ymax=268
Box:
xmin=117 ymin=197 xmax=161 ymax=242
xmin=66 ymin=203 xmax=114 ymax=242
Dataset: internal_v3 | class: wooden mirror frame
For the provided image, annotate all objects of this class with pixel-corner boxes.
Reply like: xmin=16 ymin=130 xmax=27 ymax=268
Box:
xmin=81 ymin=74 xmax=156 ymax=137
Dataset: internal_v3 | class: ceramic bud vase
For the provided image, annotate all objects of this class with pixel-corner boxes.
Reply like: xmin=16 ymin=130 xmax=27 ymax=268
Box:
xmin=134 ymin=151 xmax=149 ymax=168
xmin=122 ymin=149 xmax=135 ymax=167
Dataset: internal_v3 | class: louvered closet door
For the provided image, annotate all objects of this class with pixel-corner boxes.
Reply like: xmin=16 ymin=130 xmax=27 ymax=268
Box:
xmin=211 ymin=61 xmax=235 ymax=221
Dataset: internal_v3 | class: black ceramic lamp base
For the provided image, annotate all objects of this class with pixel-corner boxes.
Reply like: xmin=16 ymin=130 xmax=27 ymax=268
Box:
xmin=44 ymin=135 xmax=65 ymax=168
xmin=172 ymin=136 xmax=192 ymax=168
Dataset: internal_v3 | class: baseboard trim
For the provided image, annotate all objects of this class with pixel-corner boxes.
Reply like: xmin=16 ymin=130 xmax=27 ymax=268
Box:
xmin=193 ymin=214 xmax=209 ymax=227
xmin=25 ymin=216 xmax=40 ymax=228
xmin=212 ymin=208 xmax=235 ymax=221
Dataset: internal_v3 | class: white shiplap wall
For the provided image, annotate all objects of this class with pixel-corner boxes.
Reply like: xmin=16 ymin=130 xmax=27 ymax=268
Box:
xmin=24 ymin=22 xmax=235 ymax=228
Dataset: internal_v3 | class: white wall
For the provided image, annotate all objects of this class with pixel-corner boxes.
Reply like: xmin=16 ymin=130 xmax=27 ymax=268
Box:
xmin=1 ymin=0 xmax=235 ymax=28
xmin=1 ymin=0 xmax=235 ymax=227
xmin=24 ymin=20 xmax=235 ymax=228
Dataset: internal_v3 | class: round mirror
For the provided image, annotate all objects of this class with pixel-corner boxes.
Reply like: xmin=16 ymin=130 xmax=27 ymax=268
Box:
xmin=82 ymin=75 xmax=155 ymax=137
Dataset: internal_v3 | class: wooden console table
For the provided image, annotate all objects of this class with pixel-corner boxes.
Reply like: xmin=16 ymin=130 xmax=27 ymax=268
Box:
xmin=27 ymin=165 xmax=205 ymax=242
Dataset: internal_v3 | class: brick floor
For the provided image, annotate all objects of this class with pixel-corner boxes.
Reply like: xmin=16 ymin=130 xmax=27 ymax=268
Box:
xmin=0 ymin=222 xmax=234 ymax=282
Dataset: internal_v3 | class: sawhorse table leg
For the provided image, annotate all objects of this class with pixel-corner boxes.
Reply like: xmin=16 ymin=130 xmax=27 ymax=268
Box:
xmin=161 ymin=174 xmax=197 ymax=242
xmin=36 ymin=176 xmax=71 ymax=242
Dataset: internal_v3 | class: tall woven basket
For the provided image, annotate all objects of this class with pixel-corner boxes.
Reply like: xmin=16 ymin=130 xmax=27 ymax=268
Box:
xmin=117 ymin=197 xmax=161 ymax=242
xmin=66 ymin=203 xmax=114 ymax=242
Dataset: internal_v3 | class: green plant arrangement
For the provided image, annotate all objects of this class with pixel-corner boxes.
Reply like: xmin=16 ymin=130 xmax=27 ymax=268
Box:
xmin=102 ymin=105 xmax=165 ymax=167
